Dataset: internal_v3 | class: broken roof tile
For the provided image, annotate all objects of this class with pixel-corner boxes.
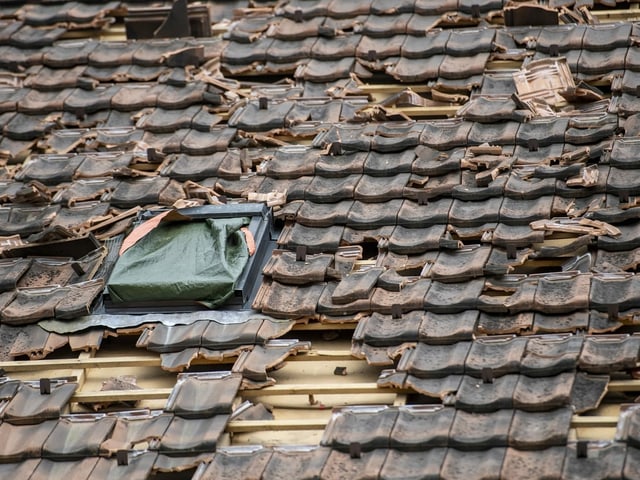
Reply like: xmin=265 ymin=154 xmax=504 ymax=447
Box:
xmin=521 ymin=335 xmax=583 ymax=376
xmin=320 ymin=448 xmax=387 ymax=480
xmin=562 ymin=442 xmax=626 ymax=480
xmin=200 ymin=446 xmax=273 ymax=480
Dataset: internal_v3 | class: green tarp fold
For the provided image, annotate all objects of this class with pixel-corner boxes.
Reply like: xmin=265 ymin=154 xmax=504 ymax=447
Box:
xmin=107 ymin=216 xmax=250 ymax=308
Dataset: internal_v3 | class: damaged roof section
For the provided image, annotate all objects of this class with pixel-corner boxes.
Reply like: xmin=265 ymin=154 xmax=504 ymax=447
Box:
xmin=1 ymin=0 xmax=640 ymax=475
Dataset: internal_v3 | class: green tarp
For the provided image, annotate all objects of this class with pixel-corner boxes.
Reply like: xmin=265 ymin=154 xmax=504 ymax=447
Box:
xmin=107 ymin=216 xmax=250 ymax=308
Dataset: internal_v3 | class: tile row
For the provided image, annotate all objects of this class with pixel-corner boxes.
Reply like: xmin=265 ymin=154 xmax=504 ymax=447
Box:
xmin=0 ymin=371 xmax=241 ymax=424
xmin=3 ymin=2 xmax=120 ymax=29
xmin=312 ymin=116 xmax=618 ymax=153
xmin=0 ymin=36 xmax=220 ymax=69
xmin=353 ymin=310 xmax=625 ymax=354
xmin=276 ymin=216 xmax=640 ymax=254
xmin=192 ymin=440 xmax=640 ymax=480
xmin=253 ymin=273 xmax=640 ymax=319
xmin=379 ymin=370 xmax=608 ymax=412
xmin=389 ymin=334 xmax=640 ymax=378
xmin=0 ymin=82 xmax=226 ymax=117
xmin=322 ymin=404 xmax=574 ymax=451
xmin=273 ymin=0 xmax=505 ymax=20
xmin=4 ymin=320 xmax=308 ymax=375
xmin=220 ymin=21 xmax=638 ymax=80
xmin=1 ymin=442 xmax=637 ymax=480
xmin=0 ymin=405 xmax=230 ymax=463
xmin=10 ymin=159 xmax=636 ymax=206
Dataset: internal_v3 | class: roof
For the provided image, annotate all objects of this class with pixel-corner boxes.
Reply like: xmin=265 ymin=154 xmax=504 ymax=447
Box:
xmin=0 ymin=0 xmax=640 ymax=477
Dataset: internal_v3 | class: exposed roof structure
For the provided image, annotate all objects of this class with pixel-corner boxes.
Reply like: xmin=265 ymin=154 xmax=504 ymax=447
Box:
xmin=1 ymin=0 xmax=640 ymax=478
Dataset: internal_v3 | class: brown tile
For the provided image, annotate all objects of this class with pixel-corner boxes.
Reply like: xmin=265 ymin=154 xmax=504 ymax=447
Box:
xmin=152 ymin=452 xmax=213 ymax=476
xmin=159 ymin=414 xmax=228 ymax=454
xmin=332 ymin=267 xmax=382 ymax=304
xmin=200 ymin=446 xmax=273 ymax=480
xmin=532 ymin=311 xmax=589 ymax=334
xmin=521 ymin=335 xmax=583 ymax=376
xmin=279 ymin=223 xmax=345 ymax=253
xmin=430 ymin=246 xmax=492 ymax=282
xmin=397 ymin=341 xmax=471 ymax=378
xmin=354 ymin=174 xmax=410 ymax=202
xmin=262 ymin=446 xmax=331 ymax=480
xmin=371 ymin=279 xmax=431 ymax=314
xmin=513 ymin=372 xmax=575 ymax=412
xmin=263 ymin=251 xmax=333 ymax=285
xmin=465 ymin=337 xmax=527 ymax=378
xmin=29 ymin=458 xmax=98 ymax=480
xmin=3 ymin=380 xmax=77 ymax=425
xmin=578 ymin=334 xmax=640 ymax=374
xmin=322 ymin=405 xmax=398 ymax=450
xmin=200 ymin=320 xmax=263 ymax=350
xmin=141 ymin=320 xmax=209 ymax=353
xmin=562 ymin=442 xmax=626 ymax=480
xmin=380 ymin=448 xmax=446 ymax=480
xmin=449 ymin=409 xmax=513 ymax=450
xmin=440 ymin=447 xmax=505 ymax=480
xmin=390 ymin=55 xmax=442 ymax=82
xmin=571 ymin=373 xmax=609 ymax=414
xmin=455 ymin=374 xmax=518 ymax=412
xmin=505 ymin=172 xmax=556 ymax=200
xmin=43 ymin=415 xmax=116 ymax=458
xmin=101 ymin=412 xmax=172 ymax=454
xmin=390 ymin=405 xmax=455 ymax=449
xmin=508 ymin=408 xmax=573 ymax=449
xmin=347 ymin=199 xmax=402 ymax=228
xmin=232 ymin=340 xmax=310 ymax=382
xmin=305 ymin=174 xmax=361 ymax=203
xmin=449 ymin=197 xmax=503 ymax=227
xmin=354 ymin=310 xmax=422 ymax=346
xmin=516 ymin=117 xmax=569 ymax=147
xmin=405 ymin=374 xmax=463 ymax=399
xmin=535 ymin=275 xmax=591 ymax=313
xmin=419 ymin=310 xmax=478 ymax=344
xmin=424 ymin=279 xmax=484 ymax=313
xmin=500 ymin=447 xmax=566 ymax=480
xmin=0 ymin=419 xmax=58 ymax=462
xmin=387 ymin=225 xmax=447 ymax=254
xmin=320 ymin=448 xmax=387 ymax=480
xmin=439 ymin=53 xmax=490 ymax=80
xmin=397 ymin=198 xmax=452 ymax=226
xmin=164 ymin=372 xmax=241 ymax=418
xmin=0 ymin=459 xmax=40 ymax=479
xmin=255 ymin=281 xmax=324 ymax=319
xmin=420 ymin=119 xmax=473 ymax=150
xmin=297 ymin=57 xmax=355 ymax=82
xmin=2 ymin=286 xmax=68 ymax=325
xmin=90 ymin=451 xmax=157 ymax=480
